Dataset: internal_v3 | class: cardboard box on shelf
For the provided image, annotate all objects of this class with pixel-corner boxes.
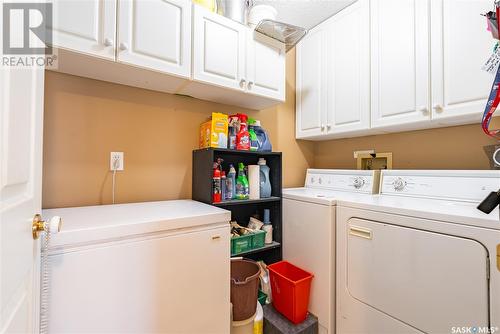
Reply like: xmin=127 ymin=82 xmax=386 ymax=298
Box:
xmin=199 ymin=112 xmax=228 ymax=149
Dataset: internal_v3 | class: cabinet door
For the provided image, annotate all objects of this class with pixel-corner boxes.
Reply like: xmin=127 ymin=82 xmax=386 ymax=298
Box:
xmin=246 ymin=31 xmax=286 ymax=101
xmin=371 ymin=0 xmax=430 ymax=128
xmin=193 ymin=5 xmax=246 ymax=91
xmin=431 ymin=0 xmax=492 ymax=121
xmin=326 ymin=0 xmax=370 ymax=135
xmin=51 ymin=0 xmax=116 ymax=60
xmin=296 ymin=26 xmax=327 ymax=139
xmin=117 ymin=0 xmax=191 ymax=77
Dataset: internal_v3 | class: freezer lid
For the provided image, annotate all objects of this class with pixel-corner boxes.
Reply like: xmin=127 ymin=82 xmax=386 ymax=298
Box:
xmin=42 ymin=200 xmax=231 ymax=249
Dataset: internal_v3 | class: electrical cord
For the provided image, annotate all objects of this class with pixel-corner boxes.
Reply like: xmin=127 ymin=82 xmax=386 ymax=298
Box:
xmin=111 ymin=155 xmax=120 ymax=204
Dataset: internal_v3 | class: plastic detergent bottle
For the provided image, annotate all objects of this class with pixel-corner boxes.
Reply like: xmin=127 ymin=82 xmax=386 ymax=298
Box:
xmin=262 ymin=209 xmax=273 ymax=244
xmin=253 ymin=120 xmax=272 ymax=152
xmin=236 ymin=114 xmax=250 ymax=151
xmin=258 ymin=158 xmax=271 ymax=198
xmin=212 ymin=168 xmax=221 ymax=203
xmin=248 ymin=118 xmax=259 ymax=151
xmin=227 ymin=164 xmax=236 ymax=200
xmin=236 ymin=163 xmax=249 ymax=200
xmin=221 ymin=171 xmax=227 ymax=201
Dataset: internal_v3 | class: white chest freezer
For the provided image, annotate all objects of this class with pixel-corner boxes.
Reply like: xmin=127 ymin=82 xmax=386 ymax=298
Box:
xmin=42 ymin=200 xmax=231 ymax=334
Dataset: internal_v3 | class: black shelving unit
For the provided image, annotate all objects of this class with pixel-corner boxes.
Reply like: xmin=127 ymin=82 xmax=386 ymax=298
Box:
xmin=192 ymin=148 xmax=283 ymax=264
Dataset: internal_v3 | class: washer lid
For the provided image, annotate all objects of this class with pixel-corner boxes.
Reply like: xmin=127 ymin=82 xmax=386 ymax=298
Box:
xmin=42 ymin=200 xmax=231 ymax=249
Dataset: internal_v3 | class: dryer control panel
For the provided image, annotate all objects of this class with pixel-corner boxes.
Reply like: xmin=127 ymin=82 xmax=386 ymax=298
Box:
xmin=380 ymin=170 xmax=500 ymax=202
xmin=305 ymin=169 xmax=380 ymax=194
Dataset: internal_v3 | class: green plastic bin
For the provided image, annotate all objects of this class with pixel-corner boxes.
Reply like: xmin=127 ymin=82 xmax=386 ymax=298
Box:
xmin=251 ymin=230 xmax=266 ymax=248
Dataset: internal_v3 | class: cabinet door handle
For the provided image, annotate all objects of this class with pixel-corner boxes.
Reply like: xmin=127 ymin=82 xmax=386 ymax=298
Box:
xmin=119 ymin=42 xmax=128 ymax=51
xmin=433 ymin=104 xmax=444 ymax=113
xmin=212 ymin=235 xmax=221 ymax=240
xmin=419 ymin=106 xmax=429 ymax=115
xmin=104 ymin=38 xmax=114 ymax=47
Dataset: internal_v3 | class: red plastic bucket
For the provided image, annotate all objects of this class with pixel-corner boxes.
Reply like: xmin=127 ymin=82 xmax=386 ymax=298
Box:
xmin=267 ymin=261 xmax=314 ymax=324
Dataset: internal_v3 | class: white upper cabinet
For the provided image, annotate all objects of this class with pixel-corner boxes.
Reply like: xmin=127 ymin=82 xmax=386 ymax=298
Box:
xmin=370 ymin=0 xmax=430 ymax=129
xmin=246 ymin=31 xmax=286 ymax=101
xmin=296 ymin=25 xmax=327 ymax=138
xmin=51 ymin=0 xmax=116 ymax=60
xmin=117 ymin=0 xmax=191 ymax=77
xmin=193 ymin=6 xmax=246 ymax=91
xmin=326 ymin=0 xmax=370 ymax=135
xmin=430 ymin=0 xmax=492 ymax=122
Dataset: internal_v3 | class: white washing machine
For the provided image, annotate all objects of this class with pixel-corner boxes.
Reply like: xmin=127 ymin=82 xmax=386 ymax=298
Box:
xmin=283 ymin=169 xmax=380 ymax=334
xmin=336 ymin=170 xmax=500 ymax=334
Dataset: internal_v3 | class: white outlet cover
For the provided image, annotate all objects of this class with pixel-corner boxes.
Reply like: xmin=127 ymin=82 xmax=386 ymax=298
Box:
xmin=110 ymin=152 xmax=124 ymax=171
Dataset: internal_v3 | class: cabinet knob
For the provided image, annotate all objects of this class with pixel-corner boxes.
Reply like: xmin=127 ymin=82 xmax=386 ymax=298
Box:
xmin=320 ymin=124 xmax=325 ymax=131
xmin=326 ymin=124 xmax=332 ymax=130
xmin=433 ymin=104 xmax=444 ymax=113
xmin=419 ymin=106 xmax=429 ymax=115
xmin=119 ymin=42 xmax=128 ymax=51
xmin=239 ymin=79 xmax=246 ymax=89
xmin=104 ymin=38 xmax=114 ymax=47
xmin=247 ymin=81 xmax=254 ymax=90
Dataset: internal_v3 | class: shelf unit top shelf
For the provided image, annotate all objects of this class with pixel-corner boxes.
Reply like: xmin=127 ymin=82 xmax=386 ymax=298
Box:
xmin=194 ymin=148 xmax=282 ymax=157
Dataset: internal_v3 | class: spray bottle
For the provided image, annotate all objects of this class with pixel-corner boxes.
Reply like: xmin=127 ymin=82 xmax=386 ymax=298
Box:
xmin=236 ymin=162 xmax=249 ymax=200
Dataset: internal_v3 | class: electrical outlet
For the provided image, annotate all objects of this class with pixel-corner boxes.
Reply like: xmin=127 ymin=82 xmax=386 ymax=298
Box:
xmin=110 ymin=152 xmax=124 ymax=171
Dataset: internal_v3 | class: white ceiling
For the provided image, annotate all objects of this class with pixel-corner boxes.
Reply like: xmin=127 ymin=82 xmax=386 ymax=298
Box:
xmin=252 ymin=0 xmax=356 ymax=30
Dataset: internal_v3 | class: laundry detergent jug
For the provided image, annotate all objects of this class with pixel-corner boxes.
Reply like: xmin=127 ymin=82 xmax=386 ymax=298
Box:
xmin=258 ymin=158 xmax=271 ymax=198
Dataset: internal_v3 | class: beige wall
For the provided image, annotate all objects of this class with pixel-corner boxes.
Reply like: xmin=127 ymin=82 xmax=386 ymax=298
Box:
xmin=315 ymin=121 xmax=499 ymax=170
xmin=42 ymin=50 xmax=314 ymax=209
xmin=43 ymin=49 xmax=497 ymax=209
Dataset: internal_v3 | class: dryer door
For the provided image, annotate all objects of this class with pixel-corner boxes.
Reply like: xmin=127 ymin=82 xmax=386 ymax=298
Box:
xmin=347 ymin=218 xmax=489 ymax=333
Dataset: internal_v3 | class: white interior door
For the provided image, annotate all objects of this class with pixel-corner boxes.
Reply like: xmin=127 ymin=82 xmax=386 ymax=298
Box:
xmin=118 ymin=0 xmax=191 ymax=77
xmin=326 ymin=0 xmax=370 ymax=135
xmin=0 ymin=66 xmax=45 ymax=332
xmin=296 ymin=26 xmax=327 ymax=138
xmin=246 ymin=31 xmax=285 ymax=101
xmin=192 ymin=5 xmax=246 ymax=91
xmin=431 ymin=0 xmax=493 ymax=121
xmin=51 ymin=0 xmax=116 ymax=60
xmin=347 ymin=218 xmax=489 ymax=333
xmin=370 ymin=0 xmax=430 ymax=128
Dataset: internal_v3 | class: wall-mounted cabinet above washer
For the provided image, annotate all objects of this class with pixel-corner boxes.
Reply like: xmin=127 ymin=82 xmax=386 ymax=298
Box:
xmin=49 ymin=0 xmax=286 ymax=110
xmin=296 ymin=0 xmax=493 ymax=140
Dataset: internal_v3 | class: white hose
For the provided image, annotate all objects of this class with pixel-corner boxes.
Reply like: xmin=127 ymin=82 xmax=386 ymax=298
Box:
xmin=39 ymin=222 xmax=54 ymax=334
xmin=39 ymin=217 xmax=61 ymax=334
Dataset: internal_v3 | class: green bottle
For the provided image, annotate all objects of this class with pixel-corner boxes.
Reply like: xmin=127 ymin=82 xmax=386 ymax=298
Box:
xmin=248 ymin=118 xmax=259 ymax=151
xmin=235 ymin=163 xmax=249 ymax=200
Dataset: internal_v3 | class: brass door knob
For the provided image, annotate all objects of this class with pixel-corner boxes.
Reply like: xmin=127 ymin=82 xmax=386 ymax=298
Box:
xmin=32 ymin=214 xmax=62 ymax=240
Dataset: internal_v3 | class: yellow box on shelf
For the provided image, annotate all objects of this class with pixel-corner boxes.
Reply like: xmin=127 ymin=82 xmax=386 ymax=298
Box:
xmin=199 ymin=112 xmax=229 ymax=149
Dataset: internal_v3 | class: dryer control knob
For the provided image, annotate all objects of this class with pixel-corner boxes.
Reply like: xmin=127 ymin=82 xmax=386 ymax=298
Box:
xmin=353 ymin=177 xmax=365 ymax=189
xmin=393 ymin=177 xmax=407 ymax=191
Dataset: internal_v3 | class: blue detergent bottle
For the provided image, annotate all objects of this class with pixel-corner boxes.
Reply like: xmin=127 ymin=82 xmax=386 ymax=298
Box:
xmin=258 ymin=158 xmax=272 ymax=198
xmin=253 ymin=120 xmax=272 ymax=152
xmin=227 ymin=164 xmax=237 ymax=200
